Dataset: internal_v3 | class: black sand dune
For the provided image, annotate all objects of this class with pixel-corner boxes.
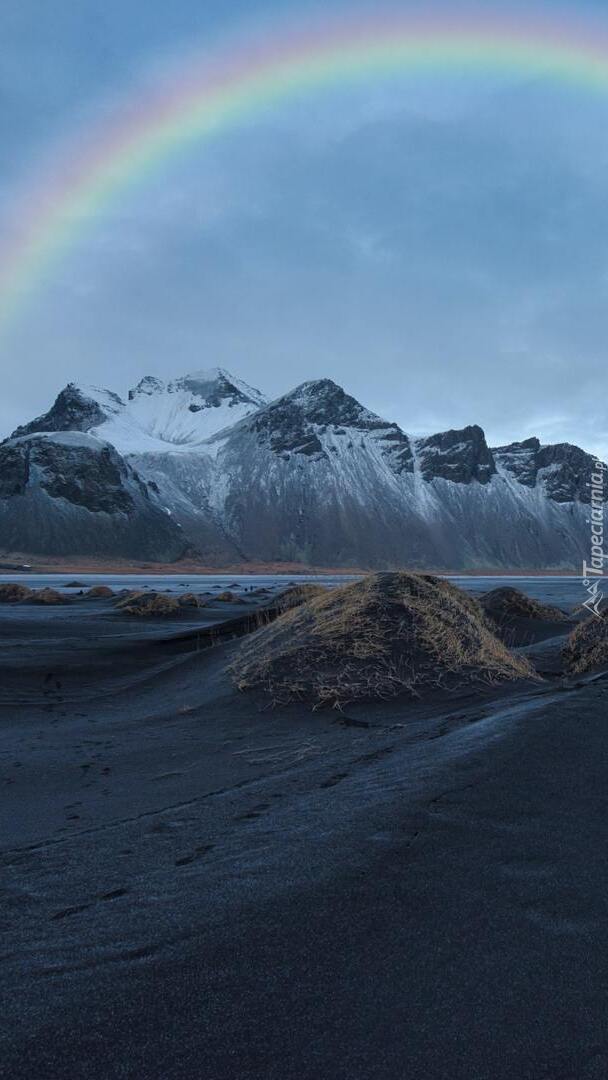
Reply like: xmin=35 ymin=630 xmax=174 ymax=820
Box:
xmin=1 ymin=577 xmax=608 ymax=1079
xmin=232 ymin=573 xmax=533 ymax=705
xmin=563 ymin=613 xmax=608 ymax=674
xmin=479 ymin=585 xmax=573 ymax=648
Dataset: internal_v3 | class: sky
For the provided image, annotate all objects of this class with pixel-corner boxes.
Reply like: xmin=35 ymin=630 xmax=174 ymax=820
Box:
xmin=1 ymin=0 xmax=608 ymax=457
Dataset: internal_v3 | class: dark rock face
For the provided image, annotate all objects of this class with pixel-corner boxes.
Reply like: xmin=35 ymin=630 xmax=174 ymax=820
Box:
xmin=174 ymin=372 xmax=260 ymax=409
xmin=245 ymin=380 xmax=414 ymax=473
xmin=416 ymin=426 xmax=496 ymax=484
xmin=491 ymin=438 xmax=540 ymax=487
xmin=11 ymin=384 xmax=121 ymax=439
xmin=0 ymin=435 xmax=187 ymax=560
xmin=0 ymin=443 xmax=29 ymax=497
xmin=31 ymin=438 xmax=135 ymax=514
xmin=493 ymin=439 xmax=603 ymax=503
xmin=4 ymin=370 xmax=605 ymax=569
xmin=536 ymin=443 xmax=600 ymax=504
xmin=128 ymin=376 xmax=164 ymax=401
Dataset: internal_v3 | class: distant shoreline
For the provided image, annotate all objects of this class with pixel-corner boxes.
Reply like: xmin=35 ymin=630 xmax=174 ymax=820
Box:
xmin=0 ymin=553 xmax=582 ymax=577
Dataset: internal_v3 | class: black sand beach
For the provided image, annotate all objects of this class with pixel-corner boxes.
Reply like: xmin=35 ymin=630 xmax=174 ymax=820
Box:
xmin=1 ymin=578 xmax=607 ymax=1079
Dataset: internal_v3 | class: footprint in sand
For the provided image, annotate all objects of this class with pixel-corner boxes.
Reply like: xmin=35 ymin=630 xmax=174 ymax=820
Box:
xmin=99 ymin=888 xmax=129 ymax=901
xmin=233 ymin=802 xmax=271 ymax=821
xmin=175 ymin=844 xmax=214 ymax=866
xmin=51 ymin=888 xmax=129 ymax=920
xmin=319 ymin=772 xmax=349 ymax=789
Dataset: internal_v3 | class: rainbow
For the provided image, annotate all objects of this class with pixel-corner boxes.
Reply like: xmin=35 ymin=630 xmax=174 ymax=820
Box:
xmin=3 ymin=5 xmax=608 ymax=336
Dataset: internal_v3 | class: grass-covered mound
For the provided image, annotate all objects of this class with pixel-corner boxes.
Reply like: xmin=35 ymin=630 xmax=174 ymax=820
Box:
xmin=230 ymin=572 xmax=534 ymax=706
xmin=115 ymin=591 xmax=180 ymax=617
xmin=480 ymin=587 xmax=568 ymax=623
xmin=562 ymin=615 xmax=608 ymax=674
xmin=178 ymin=592 xmax=206 ymax=608
xmin=274 ymin=583 xmax=327 ymax=612
xmin=0 ymin=584 xmax=68 ymax=604
xmin=214 ymin=590 xmax=245 ymax=604
xmin=28 ymin=587 xmax=68 ymax=604
xmin=85 ymin=585 xmax=115 ymax=599
xmin=0 ymin=583 xmax=34 ymax=602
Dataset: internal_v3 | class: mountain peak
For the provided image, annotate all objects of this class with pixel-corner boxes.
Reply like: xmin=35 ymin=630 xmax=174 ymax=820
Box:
xmin=128 ymin=376 xmax=165 ymax=400
xmin=111 ymin=368 xmax=267 ymax=449
xmin=493 ymin=435 xmax=600 ymax=502
xmin=128 ymin=368 xmax=266 ymax=411
xmin=10 ymin=382 xmax=124 ymax=439
xmin=415 ymin=425 xmax=496 ymax=485
xmin=237 ymin=378 xmax=414 ymax=473
xmin=275 ymin=379 xmax=377 ymax=421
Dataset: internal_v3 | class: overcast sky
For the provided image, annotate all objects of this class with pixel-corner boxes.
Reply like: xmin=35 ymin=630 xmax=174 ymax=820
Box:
xmin=1 ymin=0 xmax=608 ymax=457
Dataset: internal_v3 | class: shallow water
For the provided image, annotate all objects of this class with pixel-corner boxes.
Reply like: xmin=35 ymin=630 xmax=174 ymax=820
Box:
xmin=0 ymin=571 xmax=356 ymax=592
xmin=0 ymin=571 xmax=587 ymax=610
xmin=449 ymin=575 xmax=587 ymax=611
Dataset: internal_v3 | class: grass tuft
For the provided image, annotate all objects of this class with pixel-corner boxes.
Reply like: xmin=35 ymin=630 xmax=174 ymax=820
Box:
xmin=28 ymin=587 xmax=68 ymax=605
xmin=230 ymin=572 xmax=535 ymax=707
xmin=562 ymin=615 xmax=608 ymax=674
xmin=0 ymin=583 xmax=34 ymax=602
xmin=178 ymin=592 xmax=206 ymax=608
xmin=85 ymin=585 xmax=115 ymax=599
xmin=480 ymin=586 xmax=569 ymax=622
xmin=116 ymin=591 xmax=180 ymax=617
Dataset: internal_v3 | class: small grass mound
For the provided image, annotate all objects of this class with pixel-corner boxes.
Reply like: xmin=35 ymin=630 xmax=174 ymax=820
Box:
xmin=114 ymin=590 xmax=145 ymax=606
xmin=116 ymin=591 xmax=180 ymax=617
xmin=178 ymin=592 xmax=206 ymax=608
xmin=85 ymin=585 xmax=115 ymax=599
xmin=65 ymin=580 xmax=86 ymax=588
xmin=480 ymin=587 xmax=568 ymax=623
xmin=274 ymin=583 xmax=327 ymax=613
xmin=562 ymin=615 xmax=608 ymax=674
xmin=214 ymin=590 xmax=245 ymax=604
xmin=0 ymin=583 xmax=34 ymax=602
xmin=230 ymin=572 xmax=534 ymax=707
xmin=29 ymin=587 xmax=68 ymax=605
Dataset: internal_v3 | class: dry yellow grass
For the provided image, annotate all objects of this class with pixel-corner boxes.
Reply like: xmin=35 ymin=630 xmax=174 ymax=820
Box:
xmin=29 ymin=587 xmax=68 ymax=605
xmin=178 ymin=592 xmax=206 ymax=608
xmin=0 ymin=583 xmax=34 ymax=602
xmin=230 ymin=572 xmax=535 ymax=707
xmin=562 ymin=616 xmax=608 ymax=674
xmin=480 ymin=586 xmax=568 ymax=622
xmin=116 ymin=591 xmax=180 ymax=617
xmin=85 ymin=585 xmax=115 ymax=599
xmin=114 ymin=590 xmax=145 ymax=608
xmin=274 ymin=583 xmax=327 ymax=613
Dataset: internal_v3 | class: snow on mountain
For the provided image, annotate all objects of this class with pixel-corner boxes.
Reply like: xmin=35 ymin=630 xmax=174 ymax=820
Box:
xmin=492 ymin=438 xmax=596 ymax=503
xmin=0 ymin=430 xmax=187 ymax=560
xmin=5 ymin=370 xmax=605 ymax=568
xmin=115 ymin=368 xmax=267 ymax=450
xmin=195 ymin=380 xmax=598 ymax=569
xmin=12 ymin=369 xmax=268 ymax=457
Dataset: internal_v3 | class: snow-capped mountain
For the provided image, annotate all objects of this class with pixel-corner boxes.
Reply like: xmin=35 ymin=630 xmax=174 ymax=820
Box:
xmin=122 ymin=369 xmax=266 ymax=449
xmin=3 ymin=369 xmax=604 ymax=568
xmin=0 ymin=431 xmax=186 ymax=560
xmin=12 ymin=368 xmax=267 ymax=455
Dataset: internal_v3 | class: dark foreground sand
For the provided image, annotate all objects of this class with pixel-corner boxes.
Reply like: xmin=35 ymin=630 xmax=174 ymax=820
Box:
xmin=1 ymin=593 xmax=607 ymax=1079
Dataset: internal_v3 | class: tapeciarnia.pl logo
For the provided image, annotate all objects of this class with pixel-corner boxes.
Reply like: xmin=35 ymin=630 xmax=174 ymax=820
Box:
xmin=581 ymin=460 xmax=606 ymax=618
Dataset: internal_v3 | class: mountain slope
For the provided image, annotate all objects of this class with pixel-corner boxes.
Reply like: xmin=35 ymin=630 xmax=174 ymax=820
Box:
xmin=0 ymin=432 xmax=187 ymax=560
xmin=13 ymin=369 xmax=266 ymax=455
xmin=195 ymin=380 xmax=597 ymax=569
xmin=5 ymin=370 xmax=604 ymax=568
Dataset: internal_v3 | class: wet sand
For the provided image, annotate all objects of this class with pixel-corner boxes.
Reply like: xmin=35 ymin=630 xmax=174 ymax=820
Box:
xmin=1 ymin=587 xmax=607 ymax=1079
